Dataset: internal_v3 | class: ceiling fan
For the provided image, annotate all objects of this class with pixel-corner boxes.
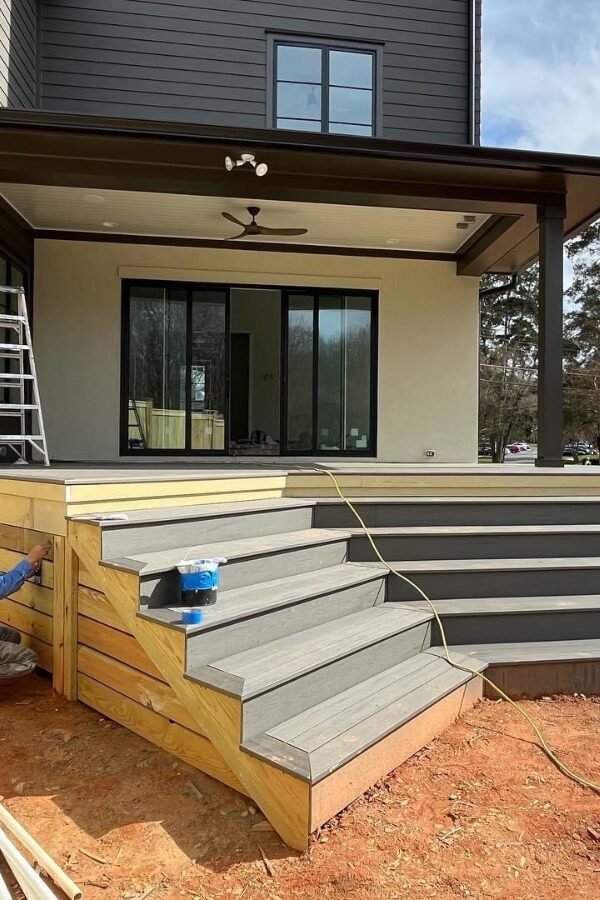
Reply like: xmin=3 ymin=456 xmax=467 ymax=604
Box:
xmin=221 ymin=206 xmax=308 ymax=240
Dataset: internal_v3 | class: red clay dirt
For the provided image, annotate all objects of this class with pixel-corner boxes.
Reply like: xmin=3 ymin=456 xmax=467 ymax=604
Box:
xmin=0 ymin=673 xmax=598 ymax=900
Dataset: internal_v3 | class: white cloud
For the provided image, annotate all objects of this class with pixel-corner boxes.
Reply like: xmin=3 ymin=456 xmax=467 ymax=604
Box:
xmin=483 ymin=0 xmax=600 ymax=154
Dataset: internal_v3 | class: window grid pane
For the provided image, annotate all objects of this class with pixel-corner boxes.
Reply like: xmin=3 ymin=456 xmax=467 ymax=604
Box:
xmin=275 ymin=42 xmax=376 ymax=136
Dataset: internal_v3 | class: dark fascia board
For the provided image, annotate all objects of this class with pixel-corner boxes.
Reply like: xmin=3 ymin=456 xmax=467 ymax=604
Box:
xmin=2 ymin=108 xmax=600 ymax=177
xmin=0 ymin=194 xmax=33 ymax=269
xmin=33 ymin=230 xmax=456 ymax=262
xmin=2 ymin=109 xmax=600 ymax=273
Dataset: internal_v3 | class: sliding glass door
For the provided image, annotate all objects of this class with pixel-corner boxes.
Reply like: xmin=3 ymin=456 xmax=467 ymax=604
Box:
xmin=283 ymin=290 xmax=377 ymax=455
xmin=123 ymin=283 xmax=228 ymax=453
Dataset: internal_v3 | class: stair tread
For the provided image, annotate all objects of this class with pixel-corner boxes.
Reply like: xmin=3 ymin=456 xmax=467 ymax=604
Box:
xmin=194 ymin=605 xmax=432 ymax=699
xmin=76 ymin=497 xmax=314 ymax=529
xmin=105 ymin=528 xmax=349 ymax=576
xmin=139 ymin=563 xmax=383 ymax=632
xmin=409 ymin=595 xmax=600 ymax=615
xmin=347 ymin=525 xmax=600 ymax=536
xmin=359 ymin=556 xmax=600 ymax=574
xmin=244 ymin=651 xmax=485 ymax=782
xmin=438 ymin=639 xmax=600 ymax=664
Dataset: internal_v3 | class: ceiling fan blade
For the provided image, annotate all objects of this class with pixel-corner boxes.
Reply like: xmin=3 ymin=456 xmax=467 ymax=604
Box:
xmin=256 ymin=226 xmax=309 ymax=236
xmin=227 ymin=229 xmax=250 ymax=240
xmin=222 ymin=211 xmax=246 ymax=227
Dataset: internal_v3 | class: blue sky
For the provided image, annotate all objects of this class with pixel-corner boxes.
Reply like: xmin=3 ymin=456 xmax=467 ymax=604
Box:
xmin=482 ymin=0 xmax=600 ymax=155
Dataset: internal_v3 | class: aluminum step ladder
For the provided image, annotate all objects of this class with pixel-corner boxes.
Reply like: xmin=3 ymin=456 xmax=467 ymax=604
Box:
xmin=0 ymin=286 xmax=50 ymax=466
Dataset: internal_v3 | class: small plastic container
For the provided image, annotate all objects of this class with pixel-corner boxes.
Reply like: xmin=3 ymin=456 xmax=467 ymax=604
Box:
xmin=181 ymin=608 xmax=204 ymax=626
xmin=177 ymin=558 xmax=227 ymax=607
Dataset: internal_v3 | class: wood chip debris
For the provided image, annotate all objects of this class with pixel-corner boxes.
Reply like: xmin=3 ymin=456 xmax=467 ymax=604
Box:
xmin=257 ymin=845 xmax=275 ymax=877
xmin=587 ymin=826 xmax=600 ymax=841
xmin=79 ymin=848 xmax=108 ymax=864
xmin=252 ymin=820 xmax=275 ymax=832
xmin=186 ymin=782 xmax=205 ymax=802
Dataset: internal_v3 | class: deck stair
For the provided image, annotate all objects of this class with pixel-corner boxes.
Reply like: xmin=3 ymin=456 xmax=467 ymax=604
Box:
xmin=67 ymin=494 xmax=600 ymax=849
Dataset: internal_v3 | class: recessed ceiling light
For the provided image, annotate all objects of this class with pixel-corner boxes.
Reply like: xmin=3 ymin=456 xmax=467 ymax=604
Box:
xmin=83 ymin=194 xmax=105 ymax=204
xmin=102 ymin=221 xmax=117 ymax=228
xmin=456 ymin=222 xmax=469 ymax=230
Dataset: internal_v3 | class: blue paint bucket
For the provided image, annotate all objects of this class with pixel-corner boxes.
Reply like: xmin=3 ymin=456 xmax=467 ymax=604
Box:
xmin=177 ymin=558 xmax=227 ymax=607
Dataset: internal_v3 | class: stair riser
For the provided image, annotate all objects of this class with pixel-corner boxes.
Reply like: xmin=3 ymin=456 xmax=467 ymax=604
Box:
xmin=186 ymin=578 xmax=386 ymax=665
xmin=315 ymin=501 xmax=600 ymax=529
xmin=241 ymin=622 xmax=432 ymax=739
xmin=483 ymin=660 xmax=600 ymax=700
xmin=350 ymin=532 xmax=600 ymax=562
xmin=102 ymin=507 xmax=314 ymax=558
xmin=140 ymin=539 xmax=348 ymax=607
xmin=433 ymin=611 xmax=600 ymax=645
xmin=386 ymin=568 xmax=600 ymax=601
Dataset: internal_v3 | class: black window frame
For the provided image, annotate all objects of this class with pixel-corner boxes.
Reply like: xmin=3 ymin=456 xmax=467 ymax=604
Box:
xmin=121 ymin=280 xmax=378 ymax=458
xmin=268 ymin=34 xmax=383 ymax=137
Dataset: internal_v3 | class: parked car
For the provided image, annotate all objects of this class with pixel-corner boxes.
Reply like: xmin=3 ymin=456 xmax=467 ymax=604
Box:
xmin=505 ymin=444 xmax=522 ymax=454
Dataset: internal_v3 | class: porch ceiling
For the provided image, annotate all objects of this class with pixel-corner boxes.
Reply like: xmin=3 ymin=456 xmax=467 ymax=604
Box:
xmin=0 ymin=183 xmax=490 ymax=254
xmin=1 ymin=109 xmax=600 ymax=274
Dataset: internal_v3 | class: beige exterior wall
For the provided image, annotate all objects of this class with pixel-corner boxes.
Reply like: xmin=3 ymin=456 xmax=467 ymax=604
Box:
xmin=33 ymin=239 xmax=479 ymax=463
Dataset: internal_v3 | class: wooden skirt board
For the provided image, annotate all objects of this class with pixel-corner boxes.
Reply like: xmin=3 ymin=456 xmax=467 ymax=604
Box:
xmin=78 ymin=585 xmax=133 ymax=633
xmin=77 ymin=674 xmax=246 ymax=795
xmin=309 ymin=676 xmax=482 ymax=832
xmin=78 ymin=615 xmax=164 ymax=681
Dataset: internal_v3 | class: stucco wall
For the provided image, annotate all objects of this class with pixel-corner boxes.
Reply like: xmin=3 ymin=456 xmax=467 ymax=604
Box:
xmin=33 ymin=239 xmax=480 ymax=463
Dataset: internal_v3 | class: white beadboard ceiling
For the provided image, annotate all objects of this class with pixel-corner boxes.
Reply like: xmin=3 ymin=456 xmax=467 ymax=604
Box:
xmin=0 ymin=184 xmax=489 ymax=253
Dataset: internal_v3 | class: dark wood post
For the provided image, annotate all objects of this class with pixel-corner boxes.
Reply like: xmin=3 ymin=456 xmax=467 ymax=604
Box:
xmin=536 ymin=202 xmax=566 ymax=467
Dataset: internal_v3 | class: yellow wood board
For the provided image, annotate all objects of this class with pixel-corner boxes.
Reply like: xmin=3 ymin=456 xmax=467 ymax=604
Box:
xmin=66 ymin=489 xmax=285 ymax=516
xmin=52 ymin=536 xmax=65 ymax=695
xmin=13 ymin=632 xmax=53 ymax=673
xmin=78 ymin=644 xmax=205 ymax=735
xmin=77 ymin=674 xmax=245 ymax=794
xmin=0 ymin=524 xmax=55 ymax=558
xmin=0 ymin=493 xmax=67 ymax=534
xmin=66 ymin=476 xmax=287 ymax=504
xmin=78 ymin=615 xmax=164 ymax=681
xmin=2 ymin=579 xmax=53 ymax=616
xmin=63 ymin=539 xmax=79 ymax=700
xmin=78 ymin=585 xmax=131 ymax=633
xmin=0 ymin=598 xmax=52 ymax=643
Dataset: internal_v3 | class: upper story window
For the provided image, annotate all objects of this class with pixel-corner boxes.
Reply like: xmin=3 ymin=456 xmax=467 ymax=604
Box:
xmin=274 ymin=41 xmax=376 ymax=136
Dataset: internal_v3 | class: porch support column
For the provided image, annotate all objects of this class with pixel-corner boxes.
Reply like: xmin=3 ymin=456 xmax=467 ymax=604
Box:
xmin=536 ymin=202 xmax=566 ymax=468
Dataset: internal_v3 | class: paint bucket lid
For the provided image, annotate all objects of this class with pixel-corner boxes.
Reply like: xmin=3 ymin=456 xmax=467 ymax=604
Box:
xmin=181 ymin=608 xmax=204 ymax=626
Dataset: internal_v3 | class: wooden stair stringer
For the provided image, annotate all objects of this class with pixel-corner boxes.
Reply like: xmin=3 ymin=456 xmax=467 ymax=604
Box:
xmin=67 ymin=520 xmax=311 ymax=850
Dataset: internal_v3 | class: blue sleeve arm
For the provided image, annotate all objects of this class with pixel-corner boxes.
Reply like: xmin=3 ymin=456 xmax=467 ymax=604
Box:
xmin=0 ymin=559 xmax=35 ymax=600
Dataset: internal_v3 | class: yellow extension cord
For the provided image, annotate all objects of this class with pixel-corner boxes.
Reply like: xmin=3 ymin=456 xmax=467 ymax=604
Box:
xmin=321 ymin=469 xmax=600 ymax=796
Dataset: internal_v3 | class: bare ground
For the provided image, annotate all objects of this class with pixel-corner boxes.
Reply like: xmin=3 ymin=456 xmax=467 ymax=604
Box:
xmin=0 ymin=674 xmax=598 ymax=900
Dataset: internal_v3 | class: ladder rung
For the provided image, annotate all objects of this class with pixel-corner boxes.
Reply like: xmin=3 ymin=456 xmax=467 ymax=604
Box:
xmin=0 ymin=435 xmax=43 ymax=441
xmin=0 ymin=346 xmax=29 ymax=353
xmin=0 ymin=373 xmax=34 ymax=380
xmin=0 ymin=404 xmax=39 ymax=411
xmin=0 ymin=314 xmax=26 ymax=323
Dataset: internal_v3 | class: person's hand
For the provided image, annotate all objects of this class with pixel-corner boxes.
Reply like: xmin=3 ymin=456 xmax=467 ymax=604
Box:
xmin=25 ymin=542 xmax=52 ymax=568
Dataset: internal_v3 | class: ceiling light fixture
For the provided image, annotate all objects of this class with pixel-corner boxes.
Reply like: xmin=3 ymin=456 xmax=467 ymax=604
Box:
xmin=102 ymin=221 xmax=117 ymax=228
xmin=225 ymin=153 xmax=269 ymax=177
xmin=83 ymin=194 xmax=105 ymax=204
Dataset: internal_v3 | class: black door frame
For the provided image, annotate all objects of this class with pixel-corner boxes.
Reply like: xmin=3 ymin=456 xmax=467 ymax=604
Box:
xmin=281 ymin=288 xmax=378 ymax=457
xmin=120 ymin=279 xmax=231 ymax=456
xmin=121 ymin=279 xmax=378 ymax=457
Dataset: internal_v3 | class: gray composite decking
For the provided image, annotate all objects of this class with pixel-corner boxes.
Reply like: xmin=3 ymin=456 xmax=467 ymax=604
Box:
xmin=447 ymin=639 xmax=600 ymax=664
xmin=244 ymin=650 xmax=486 ymax=781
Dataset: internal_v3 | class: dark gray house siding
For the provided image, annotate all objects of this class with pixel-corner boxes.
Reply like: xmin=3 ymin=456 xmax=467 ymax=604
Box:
xmin=0 ymin=0 xmax=37 ymax=109
xmin=38 ymin=0 xmax=481 ymax=144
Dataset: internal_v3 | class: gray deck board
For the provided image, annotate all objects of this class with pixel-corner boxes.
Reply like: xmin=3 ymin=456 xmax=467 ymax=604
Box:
xmin=347 ymin=525 xmax=600 ymax=536
xmin=439 ymin=639 xmax=600 ymax=664
xmin=138 ymin=563 xmax=382 ymax=632
xmin=360 ymin=557 xmax=600 ymax=574
xmin=76 ymin=497 xmax=314 ymax=527
xmin=205 ymin=606 xmax=431 ymax=698
xmin=104 ymin=528 xmax=349 ymax=575
xmin=408 ymin=595 xmax=600 ymax=616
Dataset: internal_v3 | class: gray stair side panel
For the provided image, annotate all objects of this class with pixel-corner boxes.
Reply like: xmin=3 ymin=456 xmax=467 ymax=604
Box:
xmin=433 ymin=610 xmax=600 ymax=645
xmin=102 ymin=505 xmax=314 ymax=558
xmin=314 ymin=499 xmax=600 ymax=529
xmin=241 ymin=621 xmax=432 ymax=739
xmin=140 ymin=539 xmax=348 ymax=606
xmin=483 ymin=659 xmax=600 ymax=699
xmin=385 ymin=567 xmax=600 ymax=601
xmin=186 ymin=577 xmax=385 ymax=665
xmin=349 ymin=531 xmax=600 ymax=562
